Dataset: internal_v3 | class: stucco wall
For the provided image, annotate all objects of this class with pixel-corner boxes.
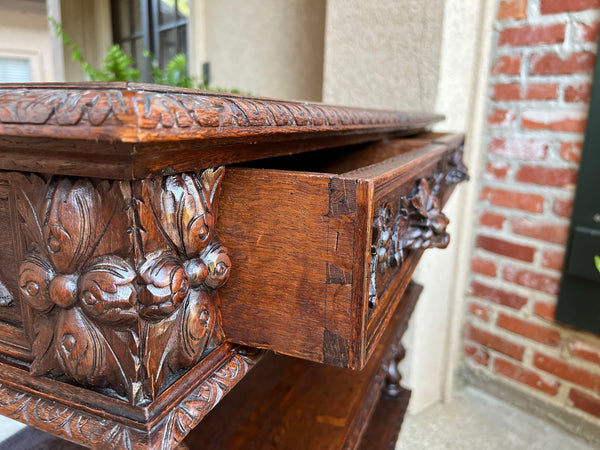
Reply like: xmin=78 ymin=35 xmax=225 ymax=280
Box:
xmin=0 ymin=0 xmax=56 ymax=82
xmin=204 ymin=0 xmax=326 ymax=101
xmin=322 ymin=0 xmax=444 ymax=111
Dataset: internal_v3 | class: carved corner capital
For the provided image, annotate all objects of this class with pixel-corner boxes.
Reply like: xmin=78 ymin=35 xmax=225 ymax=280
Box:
xmin=11 ymin=167 xmax=229 ymax=405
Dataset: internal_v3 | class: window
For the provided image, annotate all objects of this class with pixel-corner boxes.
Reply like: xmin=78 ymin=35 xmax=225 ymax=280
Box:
xmin=0 ymin=58 xmax=31 ymax=83
xmin=111 ymin=0 xmax=189 ymax=81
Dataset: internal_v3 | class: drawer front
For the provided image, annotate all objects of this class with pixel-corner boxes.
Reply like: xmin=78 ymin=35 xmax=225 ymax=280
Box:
xmin=364 ymin=135 xmax=466 ymax=359
xmin=217 ymin=134 xmax=467 ymax=369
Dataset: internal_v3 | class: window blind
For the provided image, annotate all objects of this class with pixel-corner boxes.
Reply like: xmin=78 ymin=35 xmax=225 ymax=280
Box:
xmin=0 ymin=58 xmax=31 ymax=83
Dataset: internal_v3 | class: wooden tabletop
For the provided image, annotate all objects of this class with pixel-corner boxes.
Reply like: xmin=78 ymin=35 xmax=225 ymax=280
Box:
xmin=0 ymin=83 xmax=442 ymax=179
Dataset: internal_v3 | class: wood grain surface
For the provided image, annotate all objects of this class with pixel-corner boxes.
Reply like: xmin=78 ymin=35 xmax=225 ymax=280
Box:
xmin=356 ymin=387 xmax=412 ymax=450
xmin=0 ymin=84 xmax=442 ymax=179
xmin=217 ymin=135 xmax=466 ymax=369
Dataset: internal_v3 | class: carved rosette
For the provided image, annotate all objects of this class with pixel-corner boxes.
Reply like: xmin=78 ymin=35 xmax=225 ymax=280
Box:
xmin=369 ymin=150 xmax=468 ymax=308
xmin=11 ymin=167 xmax=229 ymax=405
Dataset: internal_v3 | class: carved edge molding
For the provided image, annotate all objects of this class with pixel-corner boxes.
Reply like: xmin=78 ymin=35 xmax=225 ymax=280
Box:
xmin=0 ymin=87 xmax=442 ymax=140
xmin=152 ymin=348 xmax=262 ymax=449
xmin=0 ymin=347 xmax=262 ymax=450
xmin=369 ymin=145 xmax=469 ymax=308
xmin=10 ymin=167 xmax=229 ymax=405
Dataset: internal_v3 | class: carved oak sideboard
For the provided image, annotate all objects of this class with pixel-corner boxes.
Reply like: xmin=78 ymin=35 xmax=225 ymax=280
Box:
xmin=0 ymin=83 xmax=467 ymax=449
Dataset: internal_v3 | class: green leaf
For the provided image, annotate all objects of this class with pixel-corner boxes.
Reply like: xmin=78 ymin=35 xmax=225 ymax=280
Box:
xmin=594 ymin=255 xmax=600 ymax=273
xmin=48 ymin=18 xmax=248 ymax=92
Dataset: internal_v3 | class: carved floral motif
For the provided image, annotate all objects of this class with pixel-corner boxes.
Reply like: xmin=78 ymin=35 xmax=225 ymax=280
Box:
xmin=369 ymin=175 xmax=454 ymax=308
xmin=11 ymin=175 xmax=139 ymax=401
xmin=136 ymin=168 xmax=229 ymax=398
xmin=11 ymin=167 xmax=229 ymax=404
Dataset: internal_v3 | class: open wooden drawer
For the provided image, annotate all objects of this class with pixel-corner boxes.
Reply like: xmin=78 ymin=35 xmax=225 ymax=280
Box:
xmin=217 ymin=132 xmax=467 ymax=369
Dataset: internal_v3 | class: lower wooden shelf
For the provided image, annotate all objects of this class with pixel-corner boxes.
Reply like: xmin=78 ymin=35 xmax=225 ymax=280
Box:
xmin=357 ymin=387 xmax=411 ymax=450
xmin=183 ymin=282 xmax=422 ymax=449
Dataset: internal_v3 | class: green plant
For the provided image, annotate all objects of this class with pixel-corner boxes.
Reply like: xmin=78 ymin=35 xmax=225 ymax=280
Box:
xmin=51 ymin=18 xmax=248 ymax=94
xmin=148 ymin=52 xmax=195 ymax=88
xmin=52 ymin=20 xmax=140 ymax=82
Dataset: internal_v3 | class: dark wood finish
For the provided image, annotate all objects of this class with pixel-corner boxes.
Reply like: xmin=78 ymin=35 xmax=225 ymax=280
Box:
xmin=217 ymin=135 xmax=466 ymax=369
xmin=357 ymin=388 xmax=411 ymax=450
xmin=0 ymin=84 xmax=441 ymax=179
xmin=7 ymin=167 xmax=230 ymax=406
xmin=0 ymin=343 xmax=262 ymax=449
xmin=0 ymin=84 xmax=466 ymax=449
xmin=184 ymin=283 xmax=422 ymax=450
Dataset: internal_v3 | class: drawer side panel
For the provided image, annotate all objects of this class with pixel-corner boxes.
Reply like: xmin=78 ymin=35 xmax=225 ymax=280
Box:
xmin=218 ymin=169 xmax=357 ymax=364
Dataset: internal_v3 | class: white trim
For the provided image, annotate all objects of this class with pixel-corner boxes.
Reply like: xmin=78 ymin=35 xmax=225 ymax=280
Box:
xmin=441 ymin=0 xmax=497 ymax=403
xmin=46 ymin=0 xmax=65 ymax=82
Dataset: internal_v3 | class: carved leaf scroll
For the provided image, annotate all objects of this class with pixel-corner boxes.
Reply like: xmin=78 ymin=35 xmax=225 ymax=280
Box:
xmin=0 ymin=88 xmax=440 ymax=137
xmin=155 ymin=347 xmax=260 ymax=449
xmin=0 ymin=90 xmax=129 ymax=127
xmin=0 ymin=345 xmax=262 ymax=450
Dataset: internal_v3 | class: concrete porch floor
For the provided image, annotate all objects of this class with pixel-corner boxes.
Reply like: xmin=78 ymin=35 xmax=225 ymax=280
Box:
xmin=397 ymin=386 xmax=594 ymax=450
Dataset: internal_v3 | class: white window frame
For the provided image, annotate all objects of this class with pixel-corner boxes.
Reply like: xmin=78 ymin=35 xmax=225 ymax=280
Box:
xmin=0 ymin=49 xmax=44 ymax=82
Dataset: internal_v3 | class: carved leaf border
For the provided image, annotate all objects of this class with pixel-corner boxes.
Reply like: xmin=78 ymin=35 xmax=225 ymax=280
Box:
xmin=0 ymin=88 xmax=440 ymax=133
xmin=0 ymin=347 xmax=262 ymax=450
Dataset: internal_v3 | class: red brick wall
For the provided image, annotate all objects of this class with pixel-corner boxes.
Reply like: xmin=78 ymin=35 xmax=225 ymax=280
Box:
xmin=464 ymin=0 xmax=600 ymax=423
